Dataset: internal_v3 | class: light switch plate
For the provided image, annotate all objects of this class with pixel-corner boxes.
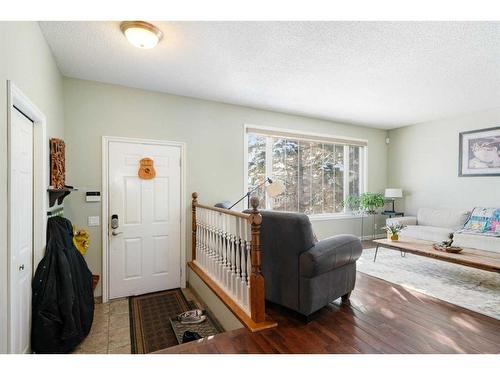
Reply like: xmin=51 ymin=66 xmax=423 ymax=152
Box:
xmin=88 ymin=216 xmax=100 ymax=227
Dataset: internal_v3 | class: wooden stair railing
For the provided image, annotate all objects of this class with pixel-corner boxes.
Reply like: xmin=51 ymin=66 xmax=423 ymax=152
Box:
xmin=188 ymin=192 xmax=276 ymax=332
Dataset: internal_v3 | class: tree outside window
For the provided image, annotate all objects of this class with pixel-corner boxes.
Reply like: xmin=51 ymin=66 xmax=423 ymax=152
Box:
xmin=247 ymin=131 xmax=365 ymax=215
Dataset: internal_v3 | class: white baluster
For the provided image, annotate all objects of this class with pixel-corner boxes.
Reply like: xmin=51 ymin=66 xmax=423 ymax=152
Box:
xmin=196 ymin=215 xmax=200 ymax=263
xmin=219 ymin=214 xmax=224 ymax=283
xmin=202 ymin=208 xmax=207 ymax=270
xmin=229 ymin=217 xmax=237 ymax=296
xmin=214 ymin=213 xmax=218 ymax=276
xmin=205 ymin=209 xmax=210 ymax=271
xmin=213 ymin=212 xmax=218 ymax=279
xmin=196 ymin=208 xmax=201 ymax=266
xmin=217 ymin=213 xmax=222 ymax=282
xmin=210 ymin=210 xmax=216 ymax=276
xmin=214 ymin=212 xmax=218 ymax=279
xmin=198 ymin=208 xmax=203 ymax=268
xmin=221 ymin=214 xmax=228 ymax=289
xmin=206 ymin=210 xmax=211 ymax=274
xmin=226 ymin=218 xmax=234 ymax=294
xmin=234 ymin=217 xmax=242 ymax=301
xmin=200 ymin=208 xmax=205 ymax=267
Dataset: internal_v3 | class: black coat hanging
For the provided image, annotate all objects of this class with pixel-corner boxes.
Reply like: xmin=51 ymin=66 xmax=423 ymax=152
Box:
xmin=31 ymin=216 xmax=94 ymax=353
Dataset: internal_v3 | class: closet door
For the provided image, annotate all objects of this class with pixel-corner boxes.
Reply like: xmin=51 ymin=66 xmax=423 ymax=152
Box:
xmin=9 ymin=108 xmax=34 ymax=354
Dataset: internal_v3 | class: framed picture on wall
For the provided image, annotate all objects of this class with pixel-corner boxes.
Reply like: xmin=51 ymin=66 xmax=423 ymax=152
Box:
xmin=459 ymin=126 xmax=500 ymax=177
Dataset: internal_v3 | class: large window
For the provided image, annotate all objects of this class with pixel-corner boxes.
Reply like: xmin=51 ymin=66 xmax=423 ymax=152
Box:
xmin=247 ymin=128 xmax=366 ymax=216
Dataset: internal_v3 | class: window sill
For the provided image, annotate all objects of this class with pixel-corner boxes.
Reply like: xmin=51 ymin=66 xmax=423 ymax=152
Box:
xmin=308 ymin=213 xmax=368 ymax=221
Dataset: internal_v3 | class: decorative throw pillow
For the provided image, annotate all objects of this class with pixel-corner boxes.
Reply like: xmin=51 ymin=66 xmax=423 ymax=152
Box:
xmin=461 ymin=207 xmax=500 ymax=237
xmin=465 ymin=221 xmax=487 ymax=232
xmin=491 ymin=221 xmax=500 ymax=234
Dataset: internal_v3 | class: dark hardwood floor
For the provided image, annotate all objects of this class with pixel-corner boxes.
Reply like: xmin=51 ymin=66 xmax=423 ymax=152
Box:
xmin=156 ymin=272 xmax=500 ymax=354
xmin=362 ymin=239 xmax=380 ymax=249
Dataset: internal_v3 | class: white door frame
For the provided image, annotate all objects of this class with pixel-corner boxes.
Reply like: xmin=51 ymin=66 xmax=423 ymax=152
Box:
xmin=101 ymin=136 xmax=186 ymax=303
xmin=4 ymin=81 xmax=47 ymax=353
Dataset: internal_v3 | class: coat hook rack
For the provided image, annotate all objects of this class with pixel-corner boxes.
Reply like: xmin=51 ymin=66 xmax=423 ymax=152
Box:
xmin=47 ymin=206 xmax=64 ymax=217
xmin=47 ymin=185 xmax=78 ymax=207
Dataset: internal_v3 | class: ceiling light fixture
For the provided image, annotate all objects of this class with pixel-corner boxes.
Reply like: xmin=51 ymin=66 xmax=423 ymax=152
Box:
xmin=120 ymin=21 xmax=163 ymax=49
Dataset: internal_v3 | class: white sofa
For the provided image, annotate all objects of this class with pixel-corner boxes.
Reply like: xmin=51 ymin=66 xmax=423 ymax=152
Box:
xmin=386 ymin=208 xmax=500 ymax=254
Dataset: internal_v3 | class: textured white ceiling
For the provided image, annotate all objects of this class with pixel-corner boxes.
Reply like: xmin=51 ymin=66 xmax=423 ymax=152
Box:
xmin=39 ymin=21 xmax=500 ymax=129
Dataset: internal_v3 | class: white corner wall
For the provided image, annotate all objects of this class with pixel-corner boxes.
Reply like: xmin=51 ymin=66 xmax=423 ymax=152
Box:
xmin=0 ymin=21 xmax=64 ymax=353
xmin=388 ymin=107 xmax=500 ymax=215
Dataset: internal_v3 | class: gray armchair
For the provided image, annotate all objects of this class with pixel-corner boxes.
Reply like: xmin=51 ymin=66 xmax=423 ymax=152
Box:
xmin=258 ymin=210 xmax=362 ymax=318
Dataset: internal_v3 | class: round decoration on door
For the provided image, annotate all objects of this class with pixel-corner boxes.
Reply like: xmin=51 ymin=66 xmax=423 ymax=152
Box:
xmin=138 ymin=157 xmax=156 ymax=179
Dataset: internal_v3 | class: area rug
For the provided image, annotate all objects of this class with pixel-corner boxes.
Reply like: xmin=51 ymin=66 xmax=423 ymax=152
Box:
xmin=357 ymin=247 xmax=500 ymax=320
xmin=130 ymin=289 xmax=190 ymax=353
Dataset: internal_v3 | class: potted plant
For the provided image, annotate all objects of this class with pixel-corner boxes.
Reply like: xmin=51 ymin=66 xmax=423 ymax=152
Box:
xmin=342 ymin=194 xmax=360 ymax=212
xmin=382 ymin=223 xmax=406 ymax=241
xmin=359 ymin=192 xmax=385 ymax=214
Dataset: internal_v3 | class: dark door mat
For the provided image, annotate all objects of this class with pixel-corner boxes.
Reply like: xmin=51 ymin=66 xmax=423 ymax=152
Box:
xmin=129 ymin=288 xmax=223 ymax=353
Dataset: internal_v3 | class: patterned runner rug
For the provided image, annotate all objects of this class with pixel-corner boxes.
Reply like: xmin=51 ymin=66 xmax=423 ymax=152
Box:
xmin=130 ymin=289 xmax=222 ymax=353
xmin=358 ymin=247 xmax=500 ymax=320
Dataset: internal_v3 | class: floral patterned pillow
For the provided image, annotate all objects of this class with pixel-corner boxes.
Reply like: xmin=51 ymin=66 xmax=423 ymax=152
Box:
xmin=462 ymin=207 xmax=500 ymax=236
xmin=491 ymin=221 xmax=500 ymax=234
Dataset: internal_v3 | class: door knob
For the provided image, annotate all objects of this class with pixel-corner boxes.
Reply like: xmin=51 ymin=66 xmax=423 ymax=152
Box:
xmin=112 ymin=230 xmax=123 ymax=236
xmin=19 ymin=264 xmax=25 ymax=271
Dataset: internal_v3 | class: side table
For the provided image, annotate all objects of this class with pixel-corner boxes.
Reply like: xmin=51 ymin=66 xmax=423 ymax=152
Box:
xmin=381 ymin=211 xmax=404 ymax=218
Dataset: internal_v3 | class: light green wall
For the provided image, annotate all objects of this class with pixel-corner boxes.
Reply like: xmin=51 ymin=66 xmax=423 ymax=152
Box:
xmin=0 ymin=21 xmax=64 ymax=353
xmin=2 ymin=19 xmax=497 ymax=349
xmin=312 ymin=214 xmax=385 ymax=240
xmin=388 ymin=108 xmax=500 ymax=215
xmin=62 ymin=77 xmax=388 ymax=319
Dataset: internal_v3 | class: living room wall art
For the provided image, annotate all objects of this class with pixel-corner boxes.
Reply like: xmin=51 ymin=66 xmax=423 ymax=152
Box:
xmin=459 ymin=126 xmax=500 ymax=177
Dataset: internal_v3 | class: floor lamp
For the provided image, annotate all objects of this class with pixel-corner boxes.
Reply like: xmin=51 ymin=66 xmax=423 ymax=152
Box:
xmin=228 ymin=178 xmax=285 ymax=210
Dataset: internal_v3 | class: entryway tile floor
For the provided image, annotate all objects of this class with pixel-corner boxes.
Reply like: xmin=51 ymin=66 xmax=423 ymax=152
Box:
xmin=73 ymin=288 xmax=205 ymax=354
xmin=72 ymin=298 xmax=131 ymax=354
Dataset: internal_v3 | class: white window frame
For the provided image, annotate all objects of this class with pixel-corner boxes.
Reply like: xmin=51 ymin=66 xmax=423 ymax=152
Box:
xmin=243 ymin=124 xmax=368 ymax=219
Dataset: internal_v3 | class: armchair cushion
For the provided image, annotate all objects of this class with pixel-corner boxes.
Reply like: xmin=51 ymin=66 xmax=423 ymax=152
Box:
xmin=300 ymin=234 xmax=362 ymax=278
xmin=258 ymin=210 xmax=316 ymax=256
xmin=386 ymin=216 xmax=417 ymax=226
xmin=400 ymin=225 xmax=453 ymax=242
xmin=417 ymin=208 xmax=470 ymax=229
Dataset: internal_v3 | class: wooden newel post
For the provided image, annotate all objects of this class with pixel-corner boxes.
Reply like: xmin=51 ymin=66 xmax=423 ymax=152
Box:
xmin=249 ymin=196 xmax=265 ymax=323
xmin=192 ymin=192 xmax=198 ymax=261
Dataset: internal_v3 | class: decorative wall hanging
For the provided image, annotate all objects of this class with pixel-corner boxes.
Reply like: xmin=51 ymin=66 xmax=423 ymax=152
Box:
xmin=459 ymin=126 xmax=500 ymax=177
xmin=138 ymin=158 xmax=156 ymax=179
xmin=50 ymin=138 xmax=66 ymax=188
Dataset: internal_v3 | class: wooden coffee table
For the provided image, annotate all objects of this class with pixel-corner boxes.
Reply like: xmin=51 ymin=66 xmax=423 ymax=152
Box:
xmin=372 ymin=238 xmax=500 ymax=274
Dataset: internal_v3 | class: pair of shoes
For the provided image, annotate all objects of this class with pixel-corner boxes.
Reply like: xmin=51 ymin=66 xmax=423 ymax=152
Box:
xmin=182 ymin=330 xmax=202 ymax=343
xmin=177 ymin=309 xmax=206 ymax=324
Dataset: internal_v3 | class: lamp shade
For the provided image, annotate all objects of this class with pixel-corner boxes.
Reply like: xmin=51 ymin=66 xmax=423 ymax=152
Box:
xmin=385 ymin=188 xmax=403 ymax=198
xmin=267 ymin=180 xmax=285 ymax=198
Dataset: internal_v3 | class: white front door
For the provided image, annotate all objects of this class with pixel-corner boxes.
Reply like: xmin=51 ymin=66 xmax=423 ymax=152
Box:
xmin=9 ymin=108 xmax=34 ymax=354
xmin=108 ymin=140 xmax=182 ymax=299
